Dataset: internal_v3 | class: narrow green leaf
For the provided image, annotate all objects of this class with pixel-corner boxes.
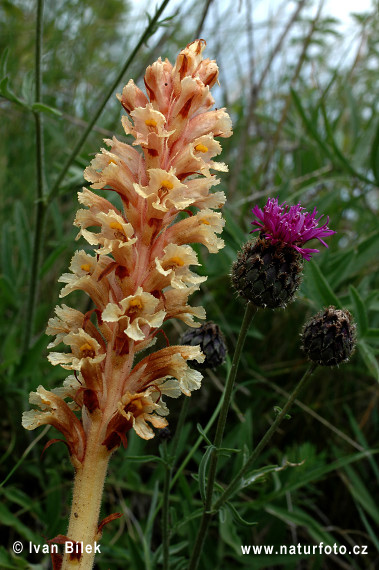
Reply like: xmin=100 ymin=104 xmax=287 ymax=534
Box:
xmin=341 ymin=465 xmax=379 ymax=524
xmin=291 ymin=88 xmax=333 ymax=159
xmin=305 ymin=261 xmax=341 ymax=308
xmin=1 ymin=221 xmax=16 ymax=283
xmin=327 ymin=250 xmax=357 ymax=289
xmin=13 ymin=201 xmax=31 ymax=269
xmin=0 ymin=276 xmax=18 ymax=308
xmin=0 ymin=76 xmax=28 ymax=108
xmin=256 ymin=450 xmax=379 ymax=503
xmin=321 ymin=102 xmax=371 ymax=184
xmin=238 ymin=461 xmax=303 ymax=493
xmin=0 ymin=503 xmax=42 ymax=544
xmin=216 ymin=446 xmax=241 ymax=458
xmin=227 ymin=502 xmax=257 ymax=526
xmin=123 ymin=454 xmax=164 ymax=464
xmin=173 ymin=508 xmax=203 ymax=532
xmin=0 ymin=48 xmax=9 ymax=78
xmin=224 ymin=207 xmax=249 ymax=248
xmin=365 ymin=328 xmax=379 ymax=339
xmin=266 ymin=504 xmax=337 ymax=545
xmin=0 ymin=544 xmax=29 ymax=569
xmin=343 ymin=408 xmax=379 ymax=482
xmin=154 ymin=541 xmax=189 ymax=564
xmin=356 ymin=504 xmax=379 ymax=552
xmin=196 ymin=423 xmax=212 ymax=445
xmin=40 ymin=243 xmax=68 ymax=277
xmin=218 ymin=505 xmax=242 ymax=556
xmin=198 ymin=445 xmax=215 ymax=503
xmin=16 ymin=334 xmax=49 ymax=375
xmin=355 ymin=232 xmax=379 ymax=273
xmin=32 ymin=102 xmax=62 ymax=117
xmin=349 ymin=286 xmax=368 ymax=336
xmin=370 ymin=119 xmax=379 ymax=184
xmin=21 ymin=71 xmax=34 ymax=106
xmin=358 ymin=340 xmax=379 ymax=382
xmin=145 ymin=481 xmax=160 ymax=549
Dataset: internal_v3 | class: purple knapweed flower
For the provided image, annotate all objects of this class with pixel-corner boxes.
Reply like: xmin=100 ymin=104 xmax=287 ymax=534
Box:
xmin=251 ymin=197 xmax=335 ymax=261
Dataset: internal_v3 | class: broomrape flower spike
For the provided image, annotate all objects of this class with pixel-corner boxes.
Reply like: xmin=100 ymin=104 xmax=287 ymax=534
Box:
xmin=22 ymin=40 xmax=232 ymax=570
xmin=232 ymin=197 xmax=335 ymax=309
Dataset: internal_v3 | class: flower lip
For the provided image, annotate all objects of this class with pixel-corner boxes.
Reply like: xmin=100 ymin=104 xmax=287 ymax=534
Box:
xmin=250 ymin=197 xmax=335 ymax=260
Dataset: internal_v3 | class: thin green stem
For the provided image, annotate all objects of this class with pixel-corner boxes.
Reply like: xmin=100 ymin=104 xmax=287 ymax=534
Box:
xmin=161 ymin=396 xmax=190 ymax=570
xmin=171 ymin=395 xmax=190 ymax=459
xmin=188 ymin=301 xmax=257 ymax=570
xmin=213 ymin=362 xmax=317 ymax=511
xmin=153 ymin=389 xmax=224 ymax=526
xmin=171 ymin=389 xmax=221 ymax=489
xmin=22 ymin=0 xmax=45 ymax=354
xmin=162 ymin=441 xmax=170 ymax=570
xmin=46 ymin=0 xmax=171 ymax=205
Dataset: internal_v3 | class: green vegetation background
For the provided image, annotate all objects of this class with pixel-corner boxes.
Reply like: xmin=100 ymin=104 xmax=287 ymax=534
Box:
xmin=1 ymin=0 xmax=378 ymax=568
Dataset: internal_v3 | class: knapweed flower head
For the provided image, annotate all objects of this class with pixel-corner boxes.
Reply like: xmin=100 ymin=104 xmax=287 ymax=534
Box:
xmin=232 ymin=198 xmax=335 ymax=309
xmin=180 ymin=322 xmax=227 ymax=370
xmin=251 ymin=197 xmax=335 ymax=261
xmin=22 ymin=40 xmax=232 ymax=467
xmin=302 ymin=306 xmax=356 ymax=366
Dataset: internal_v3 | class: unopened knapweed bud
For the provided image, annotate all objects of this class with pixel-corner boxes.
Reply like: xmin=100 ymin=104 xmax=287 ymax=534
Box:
xmin=231 ymin=239 xmax=303 ymax=308
xmin=301 ymin=306 xmax=356 ymax=366
xmin=181 ymin=322 xmax=227 ymax=370
xmin=231 ymin=197 xmax=335 ymax=309
xmin=158 ymin=427 xmax=172 ymax=442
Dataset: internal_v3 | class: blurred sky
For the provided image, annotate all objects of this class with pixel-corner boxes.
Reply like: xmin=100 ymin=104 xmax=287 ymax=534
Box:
xmin=131 ymin=0 xmax=375 ymax=102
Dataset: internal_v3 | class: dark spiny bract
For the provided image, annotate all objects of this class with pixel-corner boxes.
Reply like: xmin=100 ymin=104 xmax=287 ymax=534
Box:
xmin=181 ymin=322 xmax=227 ymax=370
xmin=231 ymin=238 xmax=304 ymax=309
xmin=301 ymin=306 xmax=356 ymax=366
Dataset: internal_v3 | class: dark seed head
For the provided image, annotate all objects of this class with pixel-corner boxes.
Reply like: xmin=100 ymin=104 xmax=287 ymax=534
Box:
xmin=180 ymin=322 xmax=227 ymax=370
xmin=157 ymin=427 xmax=172 ymax=442
xmin=301 ymin=306 xmax=356 ymax=366
xmin=231 ymin=238 xmax=304 ymax=309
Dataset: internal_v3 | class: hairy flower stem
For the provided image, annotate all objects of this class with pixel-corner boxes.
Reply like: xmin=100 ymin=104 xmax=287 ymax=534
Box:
xmin=62 ymin=419 xmax=112 ymax=570
xmin=213 ymin=362 xmax=317 ymax=511
xmin=189 ymin=302 xmax=257 ymax=570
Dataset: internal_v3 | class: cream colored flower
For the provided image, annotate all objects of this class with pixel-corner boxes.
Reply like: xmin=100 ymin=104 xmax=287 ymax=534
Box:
xmin=133 ymin=168 xmax=193 ymax=215
xmin=58 ymin=250 xmax=113 ymax=307
xmin=46 ymin=305 xmax=85 ymax=348
xmin=75 ymin=209 xmax=137 ymax=256
xmin=163 ymin=286 xmax=206 ymax=327
xmin=102 ymin=286 xmax=166 ymax=341
xmin=22 ymin=385 xmax=85 ymax=463
xmin=151 ymin=244 xmax=206 ymax=290
xmin=117 ymin=389 xmax=168 ymax=440
xmin=48 ymin=329 xmax=105 ymax=370
xmin=128 ymin=345 xmax=204 ymax=397
xmin=184 ymin=176 xmax=226 ymax=211
xmin=164 ymin=209 xmax=225 ymax=253
xmin=170 ymin=135 xmax=228 ymax=178
xmin=51 ymin=374 xmax=82 ymax=409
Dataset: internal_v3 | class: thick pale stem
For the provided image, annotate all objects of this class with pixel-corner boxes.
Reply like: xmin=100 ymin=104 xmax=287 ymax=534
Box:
xmin=62 ymin=418 xmax=111 ymax=570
